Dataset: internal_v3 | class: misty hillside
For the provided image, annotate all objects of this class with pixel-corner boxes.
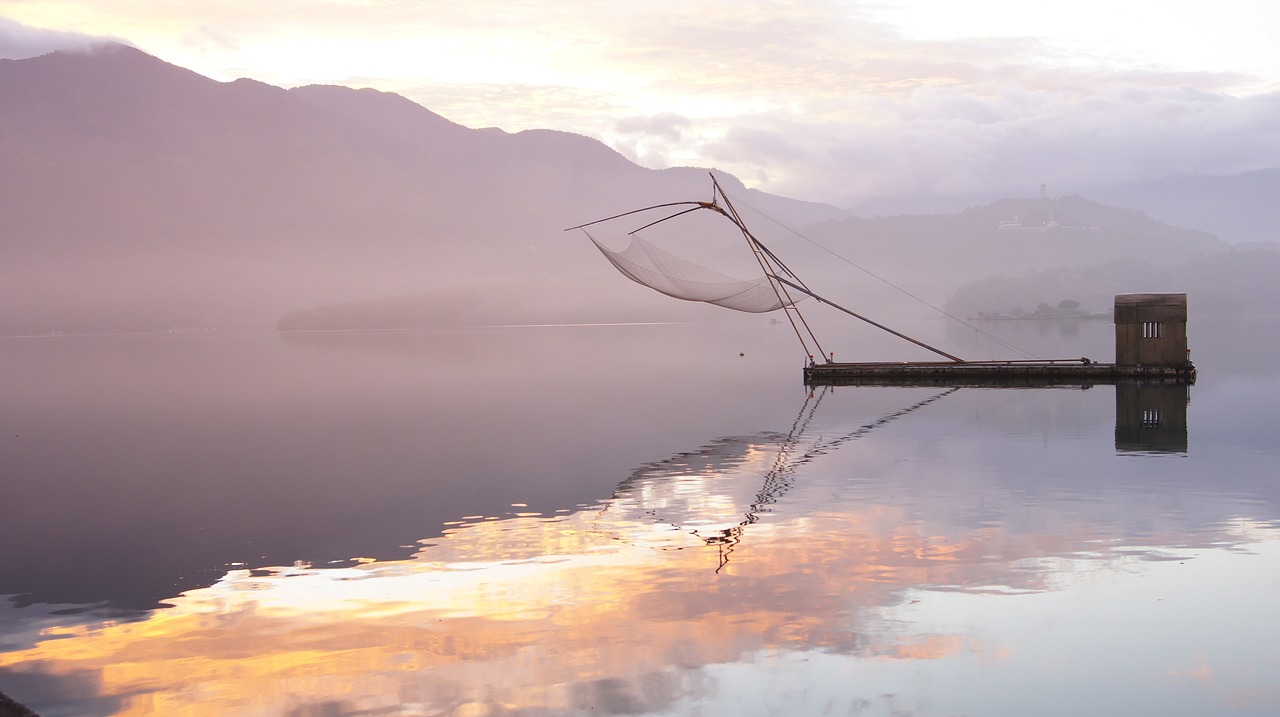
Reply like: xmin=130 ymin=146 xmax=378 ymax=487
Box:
xmin=768 ymin=194 xmax=1226 ymax=318
xmin=280 ymin=189 xmax=1265 ymax=332
xmin=946 ymin=244 xmax=1280 ymax=318
xmin=852 ymin=171 xmax=1280 ymax=247
xmin=808 ymin=194 xmax=1222 ymax=270
xmin=0 ymin=44 xmax=844 ymax=333
xmin=918 ymin=196 xmax=1280 ymax=318
xmin=1088 ymin=169 xmax=1280 ymax=245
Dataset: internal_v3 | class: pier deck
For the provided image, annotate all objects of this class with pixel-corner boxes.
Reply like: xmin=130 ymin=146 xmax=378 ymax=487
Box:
xmin=804 ymin=360 xmax=1196 ymax=386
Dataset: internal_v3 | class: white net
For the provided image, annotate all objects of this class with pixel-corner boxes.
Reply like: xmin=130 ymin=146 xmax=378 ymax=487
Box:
xmin=587 ymin=231 xmax=800 ymax=313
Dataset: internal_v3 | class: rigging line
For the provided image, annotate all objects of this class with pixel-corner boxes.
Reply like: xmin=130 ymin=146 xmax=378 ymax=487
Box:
xmin=798 ymin=387 xmax=961 ymax=464
xmin=721 ymin=384 xmax=959 ymax=571
xmin=733 ymin=202 xmax=1041 ymax=361
xmin=732 ymin=225 xmax=830 ymax=359
xmin=769 ymin=264 xmax=826 ymax=362
xmin=711 ymin=188 xmax=806 ymax=285
xmin=714 ymin=384 xmax=829 ymax=572
xmin=625 ymin=205 xmax=706 ymax=235
xmin=749 ymin=386 xmax=961 ymax=517
xmin=718 ymin=209 xmax=832 ymax=361
xmin=743 ymin=229 xmax=822 ymax=359
xmin=591 ymin=383 xmax=961 ymax=566
xmin=563 ymin=200 xmax=708 ymax=232
xmin=711 ymin=176 xmax=828 ymax=361
xmin=773 ymin=276 xmax=964 ymax=363
xmin=748 ymin=385 xmax=828 ymax=517
xmin=754 ymin=239 xmax=822 ymax=361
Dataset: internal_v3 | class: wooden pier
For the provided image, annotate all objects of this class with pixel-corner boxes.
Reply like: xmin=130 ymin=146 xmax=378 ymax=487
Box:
xmin=804 ymin=359 xmax=1195 ymax=387
xmin=805 ymin=293 xmax=1196 ymax=387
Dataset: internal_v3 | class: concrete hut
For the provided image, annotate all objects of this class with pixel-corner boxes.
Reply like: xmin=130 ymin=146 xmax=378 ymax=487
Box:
xmin=1114 ymin=293 xmax=1190 ymax=367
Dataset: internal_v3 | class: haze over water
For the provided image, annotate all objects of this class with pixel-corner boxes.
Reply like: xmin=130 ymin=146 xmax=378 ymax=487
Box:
xmin=1 ymin=317 xmax=1278 ymax=716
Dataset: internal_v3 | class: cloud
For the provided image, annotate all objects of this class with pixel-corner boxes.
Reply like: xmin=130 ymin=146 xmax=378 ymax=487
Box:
xmin=430 ymin=1 xmax=1280 ymax=206
xmin=397 ymin=81 xmax=625 ymax=134
xmin=179 ymin=24 xmax=240 ymax=53
xmin=607 ymin=113 xmax=696 ymax=168
xmin=5 ymin=2 xmax=1279 ymax=207
xmin=696 ymin=81 xmax=1280 ymax=207
xmin=0 ymin=16 xmax=119 ymax=60
xmin=615 ymin=113 xmax=691 ymax=142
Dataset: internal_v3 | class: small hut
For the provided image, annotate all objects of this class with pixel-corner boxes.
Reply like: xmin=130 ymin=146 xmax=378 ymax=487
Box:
xmin=1114 ymin=293 xmax=1189 ymax=367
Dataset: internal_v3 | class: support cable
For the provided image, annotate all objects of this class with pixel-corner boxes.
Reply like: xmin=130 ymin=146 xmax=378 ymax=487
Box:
xmin=733 ymin=202 xmax=1041 ymax=360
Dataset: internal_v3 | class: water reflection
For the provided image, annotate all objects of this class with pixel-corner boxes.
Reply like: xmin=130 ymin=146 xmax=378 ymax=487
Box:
xmin=1116 ymin=383 xmax=1190 ymax=453
xmin=603 ymin=387 xmax=960 ymax=570
xmin=3 ymin=375 xmax=1278 ymax=716
xmin=0 ymin=326 xmax=802 ymax=611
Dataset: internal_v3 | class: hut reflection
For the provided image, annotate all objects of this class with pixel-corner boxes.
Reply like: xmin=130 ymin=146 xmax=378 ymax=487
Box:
xmin=1115 ymin=383 xmax=1190 ymax=453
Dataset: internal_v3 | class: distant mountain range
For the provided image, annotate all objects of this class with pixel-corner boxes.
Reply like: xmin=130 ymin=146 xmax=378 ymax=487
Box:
xmin=1089 ymin=169 xmax=1280 ymax=245
xmin=2 ymin=44 xmax=1277 ymax=333
xmin=853 ymin=171 xmax=1280 ymax=246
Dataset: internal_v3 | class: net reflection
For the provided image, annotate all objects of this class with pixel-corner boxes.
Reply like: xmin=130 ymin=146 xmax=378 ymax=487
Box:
xmin=600 ymin=387 xmax=960 ymax=570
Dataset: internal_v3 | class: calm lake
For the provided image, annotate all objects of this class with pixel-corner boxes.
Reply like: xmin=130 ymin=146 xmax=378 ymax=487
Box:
xmin=1 ymin=315 xmax=1278 ymax=716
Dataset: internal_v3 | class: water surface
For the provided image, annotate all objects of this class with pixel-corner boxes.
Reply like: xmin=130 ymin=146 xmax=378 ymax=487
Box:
xmin=1 ymin=317 xmax=1277 ymax=716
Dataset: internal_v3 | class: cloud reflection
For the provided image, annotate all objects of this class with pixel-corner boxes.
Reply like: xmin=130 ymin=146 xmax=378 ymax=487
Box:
xmin=1 ymin=387 xmax=1277 ymax=715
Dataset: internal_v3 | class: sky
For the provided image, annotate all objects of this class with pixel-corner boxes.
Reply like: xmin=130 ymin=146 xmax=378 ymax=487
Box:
xmin=2 ymin=1 xmax=1280 ymax=208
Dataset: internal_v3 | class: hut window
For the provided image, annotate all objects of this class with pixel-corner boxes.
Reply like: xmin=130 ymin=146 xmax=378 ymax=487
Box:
xmin=1141 ymin=321 xmax=1163 ymax=339
xmin=1141 ymin=409 xmax=1162 ymax=428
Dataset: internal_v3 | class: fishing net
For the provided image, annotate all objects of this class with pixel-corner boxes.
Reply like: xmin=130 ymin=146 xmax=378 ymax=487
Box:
xmin=586 ymin=231 xmax=801 ymax=313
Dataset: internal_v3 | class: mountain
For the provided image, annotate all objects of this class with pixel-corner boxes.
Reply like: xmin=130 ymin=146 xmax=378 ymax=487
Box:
xmin=852 ymin=170 xmax=1280 ymax=246
xmin=2 ymin=44 xmax=1272 ymax=334
xmin=0 ymin=44 xmax=846 ymax=333
xmin=1087 ymin=169 xmax=1280 ymax=245
xmin=284 ymin=188 xmax=1265 ymax=331
xmin=780 ymin=193 xmax=1226 ymax=319
xmin=945 ymin=244 xmax=1280 ymax=318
